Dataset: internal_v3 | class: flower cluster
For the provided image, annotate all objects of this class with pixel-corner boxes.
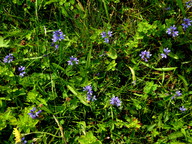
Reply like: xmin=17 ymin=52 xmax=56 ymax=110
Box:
xmin=139 ymin=50 xmax=152 ymax=62
xmin=110 ymin=96 xmax=121 ymax=107
xmin=101 ymin=31 xmax=112 ymax=43
xmin=186 ymin=0 xmax=192 ymax=8
xmin=52 ymin=30 xmax=65 ymax=42
xmin=83 ymin=85 xmax=96 ymax=102
xmin=51 ymin=30 xmax=65 ymax=50
xmin=67 ymin=56 xmax=79 ymax=65
xmin=3 ymin=53 xmax=14 ymax=63
xmin=18 ymin=66 xmax=26 ymax=77
xmin=166 ymin=25 xmax=179 ymax=37
xmin=161 ymin=48 xmax=171 ymax=59
xmin=171 ymin=90 xmax=182 ymax=99
xmin=181 ymin=18 xmax=192 ymax=30
xmin=179 ymin=106 xmax=187 ymax=112
xmin=21 ymin=137 xmax=27 ymax=144
xmin=28 ymin=107 xmax=42 ymax=119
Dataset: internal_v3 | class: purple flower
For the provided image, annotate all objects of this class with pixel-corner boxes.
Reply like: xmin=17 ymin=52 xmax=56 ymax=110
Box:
xmin=67 ymin=56 xmax=79 ymax=65
xmin=19 ymin=71 xmax=26 ymax=77
xmin=161 ymin=53 xmax=167 ymax=59
xmin=175 ymin=90 xmax=182 ymax=96
xmin=179 ymin=106 xmax=186 ymax=112
xmin=186 ymin=1 xmax=192 ymax=8
xmin=30 ymin=107 xmax=36 ymax=112
xmin=165 ymin=7 xmax=171 ymax=10
xmin=104 ymin=38 xmax=109 ymax=43
xmin=52 ymin=30 xmax=65 ymax=43
xmin=18 ymin=66 xmax=25 ymax=72
xmin=166 ymin=25 xmax=179 ymax=37
xmin=21 ymin=137 xmax=27 ymax=144
xmin=83 ymin=85 xmax=93 ymax=94
xmin=108 ymin=31 xmax=113 ymax=37
xmin=139 ymin=50 xmax=152 ymax=62
xmin=161 ymin=48 xmax=171 ymax=59
xmin=101 ymin=31 xmax=113 ymax=43
xmin=163 ymin=48 xmax=171 ymax=55
xmin=101 ymin=32 xmax=107 ymax=38
xmin=86 ymin=94 xmax=96 ymax=101
xmin=171 ymin=91 xmax=182 ymax=100
xmin=83 ymin=85 xmax=96 ymax=102
xmin=181 ymin=18 xmax=192 ymax=30
xmin=3 ymin=53 xmax=14 ymax=63
xmin=55 ymin=45 xmax=59 ymax=50
xmin=110 ymin=96 xmax=121 ymax=107
xmin=28 ymin=107 xmax=42 ymax=119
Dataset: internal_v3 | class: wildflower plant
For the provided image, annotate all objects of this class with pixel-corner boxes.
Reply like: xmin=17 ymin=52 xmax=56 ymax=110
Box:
xmin=3 ymin=53 xmax=14 ymax=63
xmin=100 ymin=30 xmax=112 ymax=43
xmin=1 ymin=0 xmax=191 ymax=144
xmin=67 ymin=56 xmax=79 ymax=65
xmin=139 ymin=50 xmax=152 ymax=62
xmin=83 ymin=85 xmax=96 ymax=102
xmin=110 ymin=96 xmax=121 ymax=107
xmin=166 ymin=25 xmax=179 ymax=37
xmin=28 ymin=107 xmax=42 ymax=119
xmin=185 ymin=0 xmax=192 ymax=8
xmin=181 ymin=18 xmax=192 ymax=30
xmin=161 ymin=48 xmax=171 ymax=59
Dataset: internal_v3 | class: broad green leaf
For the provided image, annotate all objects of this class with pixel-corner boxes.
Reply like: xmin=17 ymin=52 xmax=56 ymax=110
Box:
xmin=168 ymin=132 xmax=183 ymax=139
xmin=107 ymin=48 xmax=117 ymax=59
xmin=147 ymin=124 xmax=156 ymax=131
xmin=67 ymin=85 xmax=77 ymax=95
xmin=78 ymin=131 xmax=100 ymax=144
xmin=0 ymin=36 xmax=10 ymax=47
xmin=106 ymin=60 xmax=117 ymax=71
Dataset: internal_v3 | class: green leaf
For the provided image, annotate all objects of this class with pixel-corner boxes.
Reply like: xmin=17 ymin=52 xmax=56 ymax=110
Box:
xmin=107 ymin=48 xmax=117 ymax=59
xmin=52 ymin=63 xmax=65 ymax=72
xmin=127 ymin=66 xmax=136 ymax=82
xmin=67 ymin=85 xmax=89 ymax=106
xmin=78 ymin=131 xmax=101 ymax=144
xmin=176 ymin=0 xmax=186 ymax=17
xmin=86 ymin=48 xmax=92 ymax=69
xmin=67 ymin=85 xmax=77 ymax=95
xmin=168 ymin=132 xmax=183 ymax=139
xmin=0 ymin=36 xmax=10 ymax=47
xmin=106 ymin=60 xmax=117 ymax=71
xmin=153 ymin=67 xmax=177 ymax=71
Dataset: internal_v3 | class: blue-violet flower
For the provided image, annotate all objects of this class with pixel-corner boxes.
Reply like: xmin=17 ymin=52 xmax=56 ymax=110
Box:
xmin=179 ymin=106 xmax=186 ymax=112
xmin=181 ymin=18 xmax=192 ymax=30
xmin=52 ymin=30 xmax=65 ymax=43
xmin=3 ymin=53 xmax=14 ymax=63
xmin=186 ymin=1 xmax=192 ymax=8
xmin=67 ymin=56 xmax=79 ymax=65
xmin=166 ymin=25 xmax=179 ymax=37
xmin=110 ymin=96 xmax=121 ymax=107
xmin=28 ymin=107 xmax=42 ymax=119
xmin=139 ymin=50 xmax=152 ymax=62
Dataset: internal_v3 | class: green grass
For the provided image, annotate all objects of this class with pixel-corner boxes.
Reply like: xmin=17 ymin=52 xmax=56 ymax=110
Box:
xmin=0 ymin=0 xmax=192 ymax=143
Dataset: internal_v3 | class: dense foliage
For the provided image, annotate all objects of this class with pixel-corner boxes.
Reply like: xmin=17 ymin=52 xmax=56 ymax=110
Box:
xmin=0 ymin=0 xmax=192 ymax=143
